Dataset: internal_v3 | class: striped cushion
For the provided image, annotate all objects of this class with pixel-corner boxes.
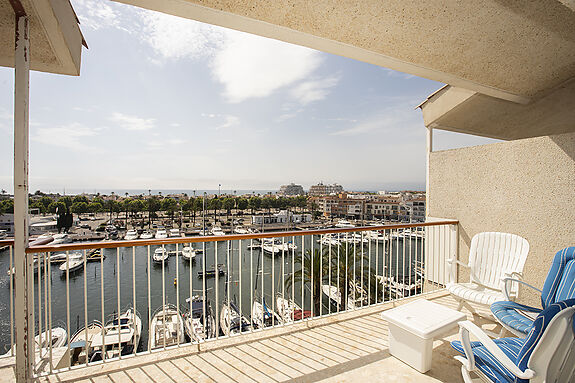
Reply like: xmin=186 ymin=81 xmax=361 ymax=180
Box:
xmin=451 ymin=338 xmax=524 ymax=383
xmin=454 ymin=299 xmax=575 ymax=383
xmin=491 ymin=301 xmax=541 ymax=335
xmin=448 ymin=282 xmax=506 ymax=306
xmin=541 ymin=247 xmax=575 ymax=308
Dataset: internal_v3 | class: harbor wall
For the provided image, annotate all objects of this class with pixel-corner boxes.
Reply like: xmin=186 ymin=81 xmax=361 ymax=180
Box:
xmin=428 ymin=131 xmax=575 ymax=306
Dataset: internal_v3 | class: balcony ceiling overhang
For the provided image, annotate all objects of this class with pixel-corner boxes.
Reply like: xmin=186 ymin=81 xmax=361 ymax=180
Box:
xmin=0 ymin=0 xmax=85 ymax=75
xmin=113 ymin=0 xmax=575 ymax=105
xmin=418 ymin=79 xmax=575 ymax=140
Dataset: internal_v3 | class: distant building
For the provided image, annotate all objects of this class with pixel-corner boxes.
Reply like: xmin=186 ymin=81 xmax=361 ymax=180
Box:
xmin=252 ymin=210 xmax=312 ymax=225
xmin=278 ymin=183 xmax=304 ymax=196
xmin=308 ymin=182 xmax=344 ymax=196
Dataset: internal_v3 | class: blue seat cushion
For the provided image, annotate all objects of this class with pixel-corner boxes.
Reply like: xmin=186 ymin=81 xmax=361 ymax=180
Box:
xmin=451 ymin=337 xmax=524 ymax=383
xmin=491 ymin=301 xmax=541 ymax=335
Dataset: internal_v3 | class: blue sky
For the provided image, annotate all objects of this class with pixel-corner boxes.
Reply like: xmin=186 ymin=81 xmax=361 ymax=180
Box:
xmin=0 ymin=0 xmax=497 ymax=194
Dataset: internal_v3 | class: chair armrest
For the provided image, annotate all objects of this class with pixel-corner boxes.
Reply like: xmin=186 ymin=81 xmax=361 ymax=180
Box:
xmin=457 ymin=321 xmax=536 ymax=380
xmin=502 ymin=277 xmax=543 ymax=301
xmin=447 ymin=258 xmax=469 ymax=268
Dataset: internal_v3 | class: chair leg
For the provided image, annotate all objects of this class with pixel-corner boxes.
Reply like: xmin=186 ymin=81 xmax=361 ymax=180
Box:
xmin=456 ymin=299 xmax=464 ymax=311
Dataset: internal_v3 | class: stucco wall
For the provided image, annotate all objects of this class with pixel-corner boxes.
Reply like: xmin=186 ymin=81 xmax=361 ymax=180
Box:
xmin=429 ymin=132 xmax=575 ymax=306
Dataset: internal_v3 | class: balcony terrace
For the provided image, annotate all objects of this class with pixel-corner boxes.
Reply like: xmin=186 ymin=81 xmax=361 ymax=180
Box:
xmin=0 ymin=292 xmax=496 ymax=383
xmin=2 ymin=0 xmax=574 ymax=382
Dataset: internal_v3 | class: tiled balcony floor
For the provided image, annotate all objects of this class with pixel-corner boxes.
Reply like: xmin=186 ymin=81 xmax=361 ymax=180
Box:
xmin=1 ymin=292 xmax=500 ymax=382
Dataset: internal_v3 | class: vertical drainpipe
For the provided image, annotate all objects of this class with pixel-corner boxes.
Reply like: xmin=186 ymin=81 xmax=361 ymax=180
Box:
xmin=13 ymin=7 xmax=31 ymax=382
xmin=425 ymin=125 xmax=433 ymax=219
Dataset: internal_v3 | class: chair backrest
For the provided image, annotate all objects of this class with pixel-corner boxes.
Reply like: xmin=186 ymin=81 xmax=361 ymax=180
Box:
xmin=468 ymin=232 xmax=529 ymax=292
xmin=519 ymin=299 xmax=575 ymax=383
xmin=541 ymin=247 xmax=575 ymax=309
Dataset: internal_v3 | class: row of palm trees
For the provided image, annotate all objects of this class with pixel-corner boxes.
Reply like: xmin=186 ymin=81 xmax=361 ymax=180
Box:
xmin=286 ymin=244 xmax=391 ymax=315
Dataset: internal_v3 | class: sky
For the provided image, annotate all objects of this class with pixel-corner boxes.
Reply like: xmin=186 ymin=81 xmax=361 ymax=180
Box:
xmin=0 ymin=0 xmax=498 ymax=194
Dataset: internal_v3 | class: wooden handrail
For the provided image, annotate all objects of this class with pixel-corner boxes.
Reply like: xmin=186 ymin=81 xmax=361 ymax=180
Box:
xmin=25 ymin=220 xmax=458 ymax=254
xmin=0 ymin=239 xmax=14 ymax=246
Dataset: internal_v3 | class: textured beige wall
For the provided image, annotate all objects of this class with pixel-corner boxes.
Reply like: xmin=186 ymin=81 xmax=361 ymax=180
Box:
xmin=429 ymin=132 xmax=575 ymax=306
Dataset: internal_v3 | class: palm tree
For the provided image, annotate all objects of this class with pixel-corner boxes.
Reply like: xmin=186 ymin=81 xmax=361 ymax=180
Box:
xmin=285 ymin=247 xmax=330 ymax=316
xmin=325 ymin=243 xmax=383 ymax=311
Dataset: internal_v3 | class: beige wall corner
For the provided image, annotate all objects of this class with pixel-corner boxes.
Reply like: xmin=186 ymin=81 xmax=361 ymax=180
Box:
xmin=428 ymin=132 xmax=575 ymax=306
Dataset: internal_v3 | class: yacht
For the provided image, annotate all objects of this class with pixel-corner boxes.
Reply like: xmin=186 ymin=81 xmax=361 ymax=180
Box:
xmin=261 ymin=239 xmax=281 ymax=255
xmin=168 ymin=228 xmax=181 ymax=238
xmin=69 ymin=321 xmax=104 ymax=365
xmin=321 ymin=284 xmax=358 ymax=310
xmin=91 ymin=308 xmax=142 ymax=359
xmin=365 ymin=230 xmax=388 ymax=242
xmin=335 ymin=220 xmax=355 ymax=228
xmin=276 ymin=296 xmax=311 ymax=323
xmin=211 ymin=227 xmax=226 ymax=236
xmin=1 ymin=327 xmax=67 ymax=358
xmin=149 ymin=304 xmax=185 ymax=350
xmin=153 ymin=247 xmax=168 ymax=263
xmin=155 ymin=229 xmax=168 ymax=239
xmin=251 ymin=298 xmax=283 ymax=329
xmin=220 ymin=300 xmax=251 ymax=336
xmin=140 ymin=230 xmax=154 ymax=240
xmin=181 ymin=246 xmax=196 ymax=261
xmin=124 ymin=230 xmax=139 ymax=240
xmin=183 ymin=296 xmax=216 ymax=342
xmin=319 ymin=234 xmax=341 ymax=247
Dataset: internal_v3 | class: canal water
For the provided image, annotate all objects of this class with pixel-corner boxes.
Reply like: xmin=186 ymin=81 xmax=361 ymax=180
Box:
xmin=0 ymin=234 xmax=424 ymax=353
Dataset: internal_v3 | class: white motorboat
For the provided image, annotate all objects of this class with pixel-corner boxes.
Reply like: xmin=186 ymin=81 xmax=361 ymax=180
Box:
xmin=149 ymin=304 xmax=185 ymax=350
xmin=220 ymin=300 xmax=251 ymax=336
xmin=168 ymin=228 xmax=181 ymax=238
xmin=233 ymin=227 xmax=251 ymax=235
xmin=276 ymin=296 xmax=311 ymax=323
xmin=155 ymin=229 xmax=168 ymax=239
xmin=140 ymin=231 xmax=154 ymax=240
xmin=1 ymin=327 xmax=67 ymax=358
xmin=124 ymin=230 xmax=139 ymax=240
xmin=181 ymin=246 xmax=196 ymax=261
xmin=69 ymin=321 xmax=104 ymax=365
xmin=59 ymin=254 xmax=84 ymax=273
xmin=184 ymin=296 xmax=216 ymax=342
xmin=318 ymin=234 xmax=341 ymax=247
xmin=335 ymin=220 xmax=355 ymax=228
xmin=251 ymin=298 xmax=283 ymax=329
xmin=321 ymin=284 xmax=357 ymax=310
xmin=91 ymin=308 xmax=142 ymax=359
xmin=261 ymin=239 xmax=281 ymax=255
xmin=211 ymin=227 xmax=226 ymax=236
xmin=153 ymin=247 xmax=168 ymax=263
xmin=52 ymin=233 xmax=72 ymax=245
xmin=365 ymin=230 xmax=388 ymax=242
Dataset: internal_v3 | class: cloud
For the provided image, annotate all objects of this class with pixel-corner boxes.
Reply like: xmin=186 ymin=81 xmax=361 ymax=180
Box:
xmin=212 ymin=32 xmax=323 ymax=103
xmin=215 ymin=115 xmax=240 ymax=130
xmin=32 ymin=123 xmax=100 ymax=151
xmin=110 ymin=112 xmax=155 ymax=131
xmin=290 ymin=77 xmax=339 ymax=105
xmin=381 ymin=68 xmax=415 ymax=80
xmin=71 ymin=0 xmax=121 ymax=30
xmin=330 ymin=107 xmax=421 ymax=137
xmin=139 ymin=11 xmax=226 ymax=61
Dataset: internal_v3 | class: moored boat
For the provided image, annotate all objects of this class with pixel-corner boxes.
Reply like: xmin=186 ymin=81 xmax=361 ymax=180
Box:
xmin=276 ymin=295 xmax=311 ymax=323
xmin=220 ymin=300 xmax=251 ymax=336
xmin=183 ymin=296 xmax=216 ymax=342
xmin=152 ymin=247 xmax=168 ymax=263
xmin=90 ymin=307 xmax=142 ymax=359
xmin=251 ymin=298 xmax=283 ymax=329
xmin=149 ymin=304 xmax=185 ymax=350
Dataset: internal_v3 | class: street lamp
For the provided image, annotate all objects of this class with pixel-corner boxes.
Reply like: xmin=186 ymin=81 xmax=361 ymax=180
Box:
xmin=218 ymin=184 xmax=221 ymax=197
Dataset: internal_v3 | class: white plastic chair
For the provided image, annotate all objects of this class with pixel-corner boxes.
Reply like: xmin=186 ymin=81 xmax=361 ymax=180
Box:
xmin=447 ymin=232 xmax=529 ymax=312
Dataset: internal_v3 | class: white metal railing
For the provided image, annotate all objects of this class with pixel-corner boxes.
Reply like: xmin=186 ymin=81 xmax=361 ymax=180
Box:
xmin=7 ymin=221 xmax=457 ymax=377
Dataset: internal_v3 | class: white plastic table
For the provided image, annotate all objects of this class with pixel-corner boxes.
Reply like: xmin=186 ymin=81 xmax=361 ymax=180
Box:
xmin=380 ymin=299 xmax=466 ymax=372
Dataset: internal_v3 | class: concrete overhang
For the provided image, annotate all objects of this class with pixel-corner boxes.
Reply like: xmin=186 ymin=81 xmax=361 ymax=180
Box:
xmin=418 ymin=80 xmax=575 ymax=140
xmin=0 ymin=0 xmax=85 ymax=75
xmin=113 ymin=0 xmax=575 ymax=105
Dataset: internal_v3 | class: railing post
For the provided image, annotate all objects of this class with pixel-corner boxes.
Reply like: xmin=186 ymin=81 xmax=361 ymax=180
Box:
xmin=13 ymin=11 xmax=32 ymax=382
xmin=450 ymin=223 xmax=459 ymax=283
